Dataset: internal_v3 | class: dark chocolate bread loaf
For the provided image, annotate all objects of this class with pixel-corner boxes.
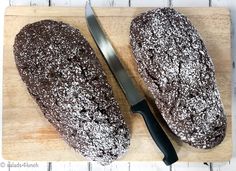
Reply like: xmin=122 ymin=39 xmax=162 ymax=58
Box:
xmin=130 ymin=8 xmax=226 ymax=149
xmin=14 ymin=20 xmax=130 ymax=165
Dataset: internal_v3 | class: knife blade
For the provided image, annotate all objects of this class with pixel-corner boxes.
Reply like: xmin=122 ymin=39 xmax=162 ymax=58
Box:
xmin=85 ymin=2 xmax=178 ymax=165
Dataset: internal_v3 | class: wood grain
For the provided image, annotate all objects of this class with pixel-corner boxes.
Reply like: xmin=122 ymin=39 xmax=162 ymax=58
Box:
xmin=130 ymin=0 xmax=169 ymax=7
xmin=50 ymin=0 xmax=86 ymax=6
xmin=50 ymin=0 xmax=129 ymax=7
xmin=3 ymin=7 xmax=232 ymax=162
xmin=172 ymin=0 xmax=209 ymax=7
xmin=90 ymin=0 xmax=129 ymax=7
xmin=50 ymin=162 xmax=88 ymax=171
xmin=212 ymin=0 xmax=231 ymax=7
xmin=9 ymin=0 xmax=49 ymax=6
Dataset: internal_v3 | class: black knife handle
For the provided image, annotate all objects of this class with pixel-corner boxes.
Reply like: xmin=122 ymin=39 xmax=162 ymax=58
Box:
xmin=131 ymin=99 xmax=178 ymax=165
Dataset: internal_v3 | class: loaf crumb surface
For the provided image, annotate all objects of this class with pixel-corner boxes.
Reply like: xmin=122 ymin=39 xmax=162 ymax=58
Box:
xmin=14 ymin=20 xmax=130 ymax=165
xmin=130 ymin=8 xmax=226 ymax=149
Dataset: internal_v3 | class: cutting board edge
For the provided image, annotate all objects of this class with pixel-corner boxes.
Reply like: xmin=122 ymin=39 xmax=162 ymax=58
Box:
xmin=2 ymin=7 xmax=232 ymax=162
xmin=4 ymin=6 xmax=230 ymax=17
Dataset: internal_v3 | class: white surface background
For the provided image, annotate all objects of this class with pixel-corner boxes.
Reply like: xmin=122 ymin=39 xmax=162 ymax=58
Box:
xmin=0 ymin=0 xmax=235 ymax=171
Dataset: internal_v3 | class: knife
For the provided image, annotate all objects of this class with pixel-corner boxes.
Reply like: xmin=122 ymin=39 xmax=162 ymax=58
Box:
xmin=85 ymin=2 xmax=178 ymax=165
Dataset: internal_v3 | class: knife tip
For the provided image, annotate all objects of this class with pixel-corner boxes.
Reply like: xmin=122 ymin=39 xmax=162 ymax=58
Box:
xmin=85 ymin=0 xmax=91 ymax=9
xmin=85 ymin=0 xmax=93 ymax=17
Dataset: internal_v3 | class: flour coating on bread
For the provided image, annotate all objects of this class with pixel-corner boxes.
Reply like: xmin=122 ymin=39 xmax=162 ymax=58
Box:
xmin=130 ymin=8 xmax=226 ymax=149
xmin=14 ymin=20 xmax=130 ymax=164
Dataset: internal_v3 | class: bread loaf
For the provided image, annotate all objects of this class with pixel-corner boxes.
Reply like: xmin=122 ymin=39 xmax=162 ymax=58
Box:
xmin=14 ymin=20 xmax=130 ymax=165
xmin=130 ymin=8 xmax=226 ymax=149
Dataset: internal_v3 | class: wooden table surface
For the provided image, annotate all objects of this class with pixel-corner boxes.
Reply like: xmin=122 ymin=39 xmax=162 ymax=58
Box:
xmin=0 ymin=0 xmax=236 ymax=171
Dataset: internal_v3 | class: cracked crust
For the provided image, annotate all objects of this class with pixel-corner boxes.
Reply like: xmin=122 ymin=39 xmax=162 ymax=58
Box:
xmin=13 ymin=20 xmax=130 ymax=165
xmin=130 ymin=8 xmax=226 ymax=149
